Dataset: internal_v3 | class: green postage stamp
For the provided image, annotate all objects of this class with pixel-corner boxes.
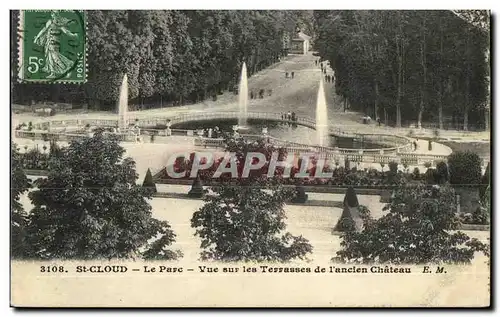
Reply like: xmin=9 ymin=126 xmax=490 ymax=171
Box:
xmin=17 ymin=10 xmax=87 ymax=83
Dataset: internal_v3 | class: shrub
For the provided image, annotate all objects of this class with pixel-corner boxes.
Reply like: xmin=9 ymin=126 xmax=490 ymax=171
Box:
xmin=435 ymin=161 xmax=449 ymax=184
xmin=188 ymin=175 xmax=204 ymax=198
xmin=335 ymin=184 xmax=489 ymax=264
xmin=480 ymin=162 xmax=490 ymax=200
xmin=343 ymin=186 xmax=359 ymax=208
xmin=292 ymin=185 xmax=308 ymax=203
xmin=357 ymin=205 xmax=373 ymax=227
xmin=425 ymin=168 xmax=436 ymax=184
xmin=448 ymin=151 xmax=482 ymax=187
xmin=412 ymin=167 xmax=421 ymax=180
xmin=472 ymin=206 xmax=489 ymax=225
xmin=388 ymin=161 xmax=398 ymax=174
xmin=142 ymin=168 xmax=157 ymax=194
xmin=334 ymin=205 xmax=356 ymax=233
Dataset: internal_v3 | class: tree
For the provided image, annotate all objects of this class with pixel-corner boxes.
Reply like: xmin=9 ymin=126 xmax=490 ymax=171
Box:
xmin=26 ymin=132 xmax=181 ymax=260
xmin=188 ymin=175 xmax=204 ymax=198
xmin=12 ymin=10 xmax=312 ymax=108
xmin=343 ymin=186 xmax=359 ymax=207
xmin=434 ymin=161 xmax=449 ymax=184
xmin=479 ymin=162 xmax=490 ymax=200
xmin=191 ymin=182 xmax=312 ymax=262
xmin=11 ymin=142 xmax=32 ymax=258
xmin=335 ymin=184 xmax=489 ymax=264
xmin=333 ymin=204 xmax=356 ymax=233
xmin=190 ymin=137 xmax=312 ymax=262
xmin=447 ymin=151 xmax=482 ymax=187
xmin=314 ymin=10 xmax=489 ymax=129
xmin=142 ymin=168 xmax=157 ymax=194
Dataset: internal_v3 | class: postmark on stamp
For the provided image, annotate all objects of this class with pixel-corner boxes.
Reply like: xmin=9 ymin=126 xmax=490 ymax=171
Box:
xmin=17 ymin=10 xmax=87 ymax=84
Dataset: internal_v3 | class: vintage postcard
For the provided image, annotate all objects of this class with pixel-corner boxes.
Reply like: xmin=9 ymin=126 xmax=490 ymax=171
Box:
xmin=10 ymin=9 xmax=491 ymax=307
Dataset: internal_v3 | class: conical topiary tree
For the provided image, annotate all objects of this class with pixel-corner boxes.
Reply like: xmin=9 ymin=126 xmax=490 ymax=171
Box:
xmin=291 ymin=185 xmax=308 ymax=203
xmin=142 ymin=168 xmax=157 ymax=194
xmin=188 ymin=175 xmax=204 ymax=198
xmin=343 ymin=186 xmax=359 ymax=208
xmin=333 ymin=204 xmax=356 ymax=232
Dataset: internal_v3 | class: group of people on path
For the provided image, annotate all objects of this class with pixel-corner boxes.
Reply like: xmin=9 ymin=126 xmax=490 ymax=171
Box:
xmin=315 ymin=59 xmax=336 ymax=83
xmin=325 ymin=74 xmax=334 ymax=83
xmin=250 ymin=89 xmax=272 ymax=99
xmin=285 ymin=71 xmax=295 ymax=79
xmin=281 ymin=111 xmax=298 ymax=122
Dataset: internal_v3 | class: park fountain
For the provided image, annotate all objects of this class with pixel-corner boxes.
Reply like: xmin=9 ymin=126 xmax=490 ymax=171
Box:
xmin=117 ymin=74 xmax=128 ymax=132
xmin=237 ymin=62 xmax=248 ymax=129
xmin=315 ymin=79 xmax=329 ymax=147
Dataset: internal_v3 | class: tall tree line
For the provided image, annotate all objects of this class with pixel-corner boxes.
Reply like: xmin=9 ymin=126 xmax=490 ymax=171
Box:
xmin=12 ymin=10 xmax=313 ymax=110
xmin=314 ymin=10 xmax=490 ymax=130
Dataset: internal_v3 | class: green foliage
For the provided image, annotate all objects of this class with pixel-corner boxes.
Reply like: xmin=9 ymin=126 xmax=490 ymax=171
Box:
xmin=357 ymin=205 xmax=373 ymax=226
xmin=25 ymin=132 xmax=181 ymax=260
xmin=191 ymin=183 xmax=313 ymax=262
xmin=388 ymin=161 xmax=398 ymax=174
xmin=448 ymin=151 xmax=482 ymax=186
xmin=291 ymin=185 xmax=308 ymax=203
xmin=425 ymin=168 xmax=436 ymax=184
xmin=11 ymin=142 xmax=32 ymax=258
xmin=188 ymin=175 xmax=204 ymax=198
xmin=334 ymin=205 xmax=356 ymax=232
xmin=142 ymin=168 xmax=157 ymax=194
xmin=13 ymin=10 xmax=309 ymax=107
xmin=314 ymin=10 xmax=489 ymax=128
xmin=49 ymin=139 xmax=63 ymax=158
xmin=479 ymin=162 xmax=490 ymax=199
xmin=335 ymin=184 xmax=489 ymax=264
xmin=435 ymin=161 xmax=449 ymax=184
xmin=191 ymin=138 xmax=312 ymax=262
xmin=343 ymin=186 xmax=359 ymax=208
xmin=412 ymin=167 xmax=421 ymax=180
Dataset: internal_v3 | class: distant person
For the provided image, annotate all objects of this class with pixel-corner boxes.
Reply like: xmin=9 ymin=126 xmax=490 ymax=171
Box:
xmin=291 ymin=112 xmax=296 ymax=121
xmin=287 ymin=111 xmax=292 ymax=120
xmin=285 ymin=72 xmax=289 ymax=78
xmin=291 ymin=72 xmax=295 ymax=79
xmin=208 ymin=128 xmax=213 ymax=138
xmin=413 ymin=140 xmax=418 ymax=151
xmin=377 ymin=117 xmax=381 ymax=126
xmin=259 ymin=89 xmax=265 ymax=99
xmin=281 ymin=112 xmax=285 ymax=120
xmin=250 ymin=91 xmax=254 ymax=99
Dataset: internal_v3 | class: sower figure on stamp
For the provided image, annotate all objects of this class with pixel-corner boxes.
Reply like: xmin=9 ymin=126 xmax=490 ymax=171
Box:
xmin=34 ymin=11 xmax=78 ymax=79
